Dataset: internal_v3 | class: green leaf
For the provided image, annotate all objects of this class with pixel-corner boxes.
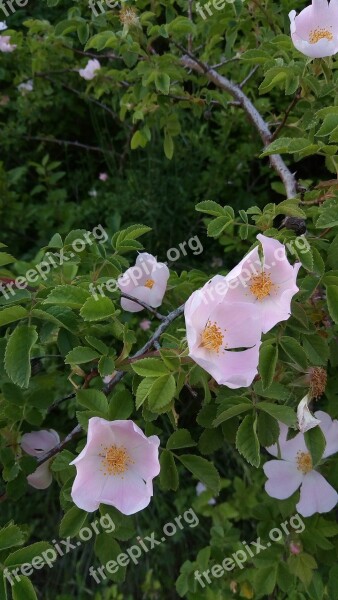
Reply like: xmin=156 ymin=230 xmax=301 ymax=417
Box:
xmin=304 ymin=426 xmax=326 ymax=466
xmin=178 ymin=454 xmax=220 ymax=494
xmin=65 ymin=346 xmax=100 ymax=364
xmin=259 ymin=343 xmax=278 ymax=390
xmin=167 ymin=429 xmax=196 ymax=450
xmin=159 ymin=449 xmax=179 ymax=491
xmin=12 ymin=576 xmax=37 ymax=600
xmin=131 ymin=358 xmax=169 ymax=378
xmin=163 ymin=133 xmax=174 ymax=159
xmin=98 ymin=355 xmax=115 ymax=377
xmin=257 ymin=402 xmax=297 ymax=427
xmin=51 ymin=450 xmax=75 ymax=472
xmin=80 ymin=296 xmax=116 ymax=321
xmin=213 ymin=400 xmax=252 ymax=427
xmin=287 ymin=553 xmax=317 ymax=587
xmin=326 ymin=286 xmax=338 ymax=323
xmin=5 ymin=542 xmax=54 ymax=568
xmin=275 ymin=199 xmax=306 ymax=218
xmin=261 ymin=137 xmax=318 ymax=157
xmin=257 ymin=411 xmax=280 ymax=447
xmin=77 ymin=389 xmax=108 ymax=415
xmin=108 ymin=389 xmax=133 ymax=420
xmin=236 ymin=414 xmax=260 ymax=467
xmin=0 ymin=252 xmax=16 ymax=266
xmin=0 ymin=523 xmax=25 ymax=551
xmin=5 ymin=326 xmax=38 ymax=388
xmin=0 ymin=306 xmax=28 ymax=327
xmin=207 ymin=216 xmax=232 ymax=238
xmin=302 ymin=334 xmax=329 ymax=366
xmin=155 ymin=72 xmax=170 ymax=95
xmin=148 ymin=373 xmax=176 ymax=411
xmin=280 ymin=336 xmax=308 ymax=369
xmin=44 ymin=285 xmax=90 ymax=309
xmin=135 ymin=377 xmax=153 ymax=409
xmin=195 ymin=200 xmax=226 ymax=217
xmin=59 ymin=506 xmax=88 ymax=538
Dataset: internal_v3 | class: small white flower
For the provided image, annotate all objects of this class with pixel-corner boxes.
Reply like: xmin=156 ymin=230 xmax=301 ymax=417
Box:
xmin=0 ymin=22 xmax=8 ymax=31
xmin=0 ymin=35 xmax=16 ymax=53
xmin=18 ymin=80 xmax=34 ymax=94
xmin=79 ymin=59 xmax=101 ymax=81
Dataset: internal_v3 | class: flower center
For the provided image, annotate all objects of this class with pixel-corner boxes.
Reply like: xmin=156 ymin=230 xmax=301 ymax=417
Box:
xmin=100 ymin=444 xmax=133 ymax=476
xmin=249 ymin=271 xmax=275 ymax=301
xmin=200 ymin=320 xmax=224 ymax=353
xmin=309 ymin=28 xmax=333 ymax=44
xmin=296 ymin=451 xmax=313 ymax=474
xmin=144 ymin=278 xmax=155 ymax=289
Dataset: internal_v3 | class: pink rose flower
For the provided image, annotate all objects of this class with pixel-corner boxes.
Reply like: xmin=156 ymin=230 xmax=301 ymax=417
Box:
xmin=99 ymin=172 xmax=109 ymax=181
xmin=79 ymin=59 xmax=101 ymax=81
xmin=21 ymin=429 xmax=60 ymax=489
xmin=184 ymin=275 xmax=262 ymax=388
xmin=118 ymin=253 xmax=169 ymax=313
xmin=289 ymin=541 xmax=302 ymax=555
xmin=224 ymin=234 xmax=301 ymax=334
xmin=289 ymin=0 xmax=338 ymax=58
xmin=0 ymin=35 xmax=16 ymax=53
xmin=140 ymin=319 xmax=151 ymax=331
xmin=263 ymin=411 xmax=338 ymax=517
xmin=70 ymin=418 xmax=160 ymax=514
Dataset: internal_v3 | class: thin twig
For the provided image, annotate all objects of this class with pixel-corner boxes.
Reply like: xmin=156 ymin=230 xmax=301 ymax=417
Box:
xmin=105 ymin=303 xmax=185 ymax=393
xmin=36 ymin=424 xmax=82 ymax=466
xmin=271 ymin=89 xmax=302 ymax=142
xmin=120 ymin=293 xmax=166 ymax=320
xmin=180 ymin=53 xmax=298 ymax=198
xmin=240 ymin=66 xmax=259 ymax=89
xmin=36 ymin=304 xmax=185 ymax=466
xmin=25 ymin=136 xmax=109 ymax=154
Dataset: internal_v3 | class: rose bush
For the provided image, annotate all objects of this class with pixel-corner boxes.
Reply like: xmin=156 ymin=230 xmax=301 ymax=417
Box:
xmin=1 ymin=0 xmax=338 ymax=599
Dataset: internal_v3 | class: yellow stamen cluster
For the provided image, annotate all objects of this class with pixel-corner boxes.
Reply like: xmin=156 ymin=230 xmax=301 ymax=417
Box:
xmin=100 ymin=444 xmax=133 ymax=477
xmin=308 ymin=366 xmax=327 ymax=400
xmin=296 ymin=451 xmax=313 ymax=474
xmin=309 ymin=28 xmax=333 ymax=44
xmin=249 ymin=271 xmax=276 ymax=301
xmin=200 ymin=320 xmax=224 ymax=353
xmin=119 ymin=7 xmax=139 ymax=26
xmin=144 ymin=279 xmax=155 ymax=289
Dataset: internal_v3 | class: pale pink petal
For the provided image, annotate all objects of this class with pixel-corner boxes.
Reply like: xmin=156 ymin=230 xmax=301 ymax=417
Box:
xmin=27 ymin=462 xmax=53 ymax=490
xmin=296 ymin=471 xmax=338 ymax=517
xmin=266 ymin=422 xmax=288 ymax=457
xmin=21 ymin=429 xmax=60 ymax=456
xmin=71 ymin=456 xmax=106 ymax=512
xmin=70 ymin=417 xmax=115 ymax=465
xmin=315 ymin=411 xmax=338 ymax=458
xmin=191 ymin=344 xmax=261 ymax=388
xmin=100 ymin=471 xmax=154 ymax=515
xmin=297 ymin=395 xmax=321 ymax=433
xmin=264 ymin=460 xmax=303 ymax=499
xmin=278 ymin=430 xmax=308 ymax=462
